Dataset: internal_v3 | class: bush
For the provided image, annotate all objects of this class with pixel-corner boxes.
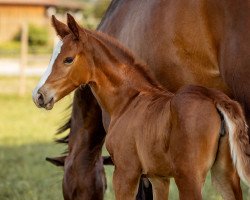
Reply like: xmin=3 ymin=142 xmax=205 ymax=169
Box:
xmin=28 ymin=24 xmax=49 ymax=46
xmin=14 ymin=24 xmax=49 ymax=46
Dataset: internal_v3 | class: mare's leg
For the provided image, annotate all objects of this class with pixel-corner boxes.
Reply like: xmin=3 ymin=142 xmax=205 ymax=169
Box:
xmin=149 ymin=177 xmax=170 ymax=200
xmin=211 ymin=135 xmax=243 ymax=200
xmin=136 ymin=177 xmax=153 ymax=200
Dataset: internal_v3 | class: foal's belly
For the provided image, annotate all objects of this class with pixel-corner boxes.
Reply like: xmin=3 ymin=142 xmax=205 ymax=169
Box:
xmin=138 ymin=145 xmax=172 ymax=178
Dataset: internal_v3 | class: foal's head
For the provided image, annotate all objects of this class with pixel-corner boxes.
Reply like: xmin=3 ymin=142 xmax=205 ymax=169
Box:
xmin=33 ymin=14 xmax=94 ymax=110
xmin=33 ymin=14 xmax=163 ymax=110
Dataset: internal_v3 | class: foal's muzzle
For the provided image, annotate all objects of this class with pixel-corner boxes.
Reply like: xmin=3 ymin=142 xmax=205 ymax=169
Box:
xmin=33 ymin=90 xmax=55 ymax=110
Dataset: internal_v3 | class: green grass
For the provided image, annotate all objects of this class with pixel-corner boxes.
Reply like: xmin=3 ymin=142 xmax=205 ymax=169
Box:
xmin=0 ymin=76 xmax=249 ymax=199
xmin=0 ymin=78 xmax=68 ymax=199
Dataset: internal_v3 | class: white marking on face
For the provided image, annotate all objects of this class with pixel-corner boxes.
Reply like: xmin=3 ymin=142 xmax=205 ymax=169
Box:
xmin=32 ymin=40 xmax=63 ymax=99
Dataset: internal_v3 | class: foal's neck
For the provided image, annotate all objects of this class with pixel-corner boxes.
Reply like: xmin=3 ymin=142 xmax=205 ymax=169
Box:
xmin=88 ymin=31 xmax=165 ymax=115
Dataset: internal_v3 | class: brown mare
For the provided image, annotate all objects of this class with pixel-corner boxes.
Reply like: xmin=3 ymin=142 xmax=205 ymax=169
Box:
xmin=52 ymin=0 xmax=250 ymax=198
xmin=33 ymin=14 xmax=250 ymax=199
xmin=96 ymin=0 xmax=250 ymax=126
xmin=46 ymin=85 xmax=106 ymax=200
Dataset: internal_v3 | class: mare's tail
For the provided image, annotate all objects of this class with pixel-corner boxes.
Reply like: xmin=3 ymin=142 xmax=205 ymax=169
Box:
xmin=213 ymin=91 xmax=250 ymax=186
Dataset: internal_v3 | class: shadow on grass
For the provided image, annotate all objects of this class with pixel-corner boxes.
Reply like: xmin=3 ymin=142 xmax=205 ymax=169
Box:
xmin=0 ymin=143 xmax=64 ymax=200
xmin=0 ymin=143 xmax=249 ymax=200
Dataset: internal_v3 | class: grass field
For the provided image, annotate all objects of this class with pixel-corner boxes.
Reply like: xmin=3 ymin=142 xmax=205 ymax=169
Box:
xmin=0 ymin=76 xmax=249 ymax=200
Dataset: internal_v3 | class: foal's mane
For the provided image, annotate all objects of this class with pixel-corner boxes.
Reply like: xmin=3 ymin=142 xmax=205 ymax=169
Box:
xmin=84 ymin=28 xmax=164 ymax=90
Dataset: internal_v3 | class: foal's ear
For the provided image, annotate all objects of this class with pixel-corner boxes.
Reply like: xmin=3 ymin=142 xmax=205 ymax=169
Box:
xmin=52 ymin=15 xmax=70 ymax=39
xmin=67 ymin=13 xmax=87 ymax=41
xmin=46 ymin=156 xmax=66 ymax=167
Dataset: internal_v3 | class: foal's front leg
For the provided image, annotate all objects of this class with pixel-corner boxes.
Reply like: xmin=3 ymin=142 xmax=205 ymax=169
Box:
xmin=113 ymin=165 xmax=141 ymax=200
xmin=149 ymin=177 xmax=170 ymax=200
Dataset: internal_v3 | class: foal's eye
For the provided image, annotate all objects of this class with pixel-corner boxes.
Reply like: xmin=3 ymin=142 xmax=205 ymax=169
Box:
xmin=63 ymin=57 xmax=74 ymax=65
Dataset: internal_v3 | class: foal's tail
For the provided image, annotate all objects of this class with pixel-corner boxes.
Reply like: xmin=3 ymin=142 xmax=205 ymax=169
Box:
xmin=213 ymin=91 xmax=250 ymax=187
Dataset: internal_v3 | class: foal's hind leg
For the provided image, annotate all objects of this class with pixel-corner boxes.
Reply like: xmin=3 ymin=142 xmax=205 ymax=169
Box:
xmin=174 ymin=173 xmax=204 ymax=200
xmin=211 ymin=135 xmax=243 ymax=200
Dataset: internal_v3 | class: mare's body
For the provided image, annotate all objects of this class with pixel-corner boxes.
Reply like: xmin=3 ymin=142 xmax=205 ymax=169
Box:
xmin=33 ymin=15 xmax=250 ymax=200
xmin=97 ymin=0 xmax=250 ymax=121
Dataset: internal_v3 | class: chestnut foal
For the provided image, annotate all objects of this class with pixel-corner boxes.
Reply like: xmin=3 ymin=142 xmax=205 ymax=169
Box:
xmin=33 ymin=14 xmax=250 ymax=199
xmin=47 ymin=86 xmax=107 ymax=200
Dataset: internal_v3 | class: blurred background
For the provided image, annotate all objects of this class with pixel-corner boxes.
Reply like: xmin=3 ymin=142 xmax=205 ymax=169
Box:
xmin=0 ymin=0 xmax=249 ymax=199
xmin=0 ymin=0 xmax=114 ymax=199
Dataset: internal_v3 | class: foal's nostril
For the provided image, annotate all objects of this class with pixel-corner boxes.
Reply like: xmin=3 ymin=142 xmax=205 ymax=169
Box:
xmin=37 ymin=92 xmax=44 ymax=106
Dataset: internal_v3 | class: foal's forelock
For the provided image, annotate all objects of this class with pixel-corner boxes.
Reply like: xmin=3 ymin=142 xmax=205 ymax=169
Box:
xmin=32 ymin=40 xmax=63 ymax=98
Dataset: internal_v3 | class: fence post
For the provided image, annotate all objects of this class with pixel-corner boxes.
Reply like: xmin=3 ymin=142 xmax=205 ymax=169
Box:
xmin=19 ymin=21 xmax=28 ymax=95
